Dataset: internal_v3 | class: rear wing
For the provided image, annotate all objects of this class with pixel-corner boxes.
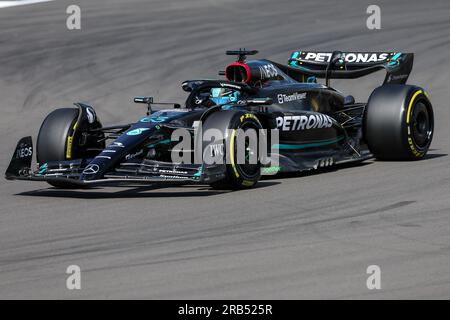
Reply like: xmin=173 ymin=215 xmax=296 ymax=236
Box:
xmin=287 ymin=51 xmax=414 ymax=85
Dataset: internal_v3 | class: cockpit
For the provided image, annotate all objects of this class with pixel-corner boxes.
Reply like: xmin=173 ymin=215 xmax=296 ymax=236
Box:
xmin=182 ymin=80 xmax=252 ymax=109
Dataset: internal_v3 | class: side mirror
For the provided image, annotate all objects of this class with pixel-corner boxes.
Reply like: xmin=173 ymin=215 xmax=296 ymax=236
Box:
xmin=134 ymin=96 xmax=153 ymax=115
xmin=134 ymin=96 xmax=153 ymax=104
xmin=245 ymin=98 xmax=273 ymax=106
xmin=134 ymin=96 xmax=181 ymax=114
xmin=344 ymin=95 xmax=355 ymax=105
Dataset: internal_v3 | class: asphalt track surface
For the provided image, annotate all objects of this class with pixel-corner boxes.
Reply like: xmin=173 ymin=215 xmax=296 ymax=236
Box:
xmin=0 ymin=0 xmax=450 ymax=299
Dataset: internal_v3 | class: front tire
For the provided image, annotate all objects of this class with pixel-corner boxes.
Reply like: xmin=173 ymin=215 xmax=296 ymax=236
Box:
xmin=37 ymin=108 xmax=81 ymax=188
xmin=363 ymin=85 xmax=434 ymax=160
xmin=210 ymin=112 xmax=264 ymax=190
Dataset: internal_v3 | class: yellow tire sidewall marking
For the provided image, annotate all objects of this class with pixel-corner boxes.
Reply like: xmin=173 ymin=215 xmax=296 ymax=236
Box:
xmin=406 ymin=90 xmax=422 ymax=124
xmin=229 ymin=128 xmax=239 ymax=178
xmin=406 ymin=90 xmax=426 ymax=157
xmin=66 ymin=121 xmax=78 ymax=159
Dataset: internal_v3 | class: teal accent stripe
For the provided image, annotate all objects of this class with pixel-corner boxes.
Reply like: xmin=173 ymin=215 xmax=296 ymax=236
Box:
xmin=273 ymin=136 xmax=344 ymax=150
xmin=388 ymin=52 xmax=402 ymax=66
xmin=290 ymin=52 xmax=300 ymax=67
xmin=391 ymin=52 xmax=402 ymax=60
xmin=146 ymin=139 xmax=172 ymax=148
xmin=193 ymin=170 xmax=202 ymax=177
xmin=290 ymin=64 xmax=312 ymax=72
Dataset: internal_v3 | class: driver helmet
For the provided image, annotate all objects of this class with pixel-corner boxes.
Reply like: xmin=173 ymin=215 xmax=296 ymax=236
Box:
xmin=210 ymin=88 xmax=240 ymax=106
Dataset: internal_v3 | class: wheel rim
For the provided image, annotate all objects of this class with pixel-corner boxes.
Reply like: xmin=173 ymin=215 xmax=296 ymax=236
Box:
xmin=411 ymin=101 xmax=432 ymax=149
xmin=235 ymin=122 xmax=260 ymax=178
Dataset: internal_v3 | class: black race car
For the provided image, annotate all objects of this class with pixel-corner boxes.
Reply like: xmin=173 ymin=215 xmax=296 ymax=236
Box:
xmin=5 ymin=49 xmax=434 ymax=189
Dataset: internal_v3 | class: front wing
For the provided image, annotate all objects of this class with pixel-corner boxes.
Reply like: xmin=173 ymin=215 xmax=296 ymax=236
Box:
xmin=5 ymin=137 xmax=226 ymax=187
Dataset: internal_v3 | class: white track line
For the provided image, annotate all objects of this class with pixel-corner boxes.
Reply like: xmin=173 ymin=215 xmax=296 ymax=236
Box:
xmin=0 ymin=0 xmax=53 ymax=9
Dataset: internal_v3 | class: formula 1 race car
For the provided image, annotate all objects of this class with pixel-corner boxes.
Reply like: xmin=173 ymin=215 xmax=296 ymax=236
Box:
xmin=5 ymin=49 xmax=434 ymax=189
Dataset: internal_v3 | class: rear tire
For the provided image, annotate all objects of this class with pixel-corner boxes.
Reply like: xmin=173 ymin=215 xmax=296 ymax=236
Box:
xmin=363 ymin=85 xmax=434 ymax=160
xmin=37 ymin=108 xmax=81 ymax=188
